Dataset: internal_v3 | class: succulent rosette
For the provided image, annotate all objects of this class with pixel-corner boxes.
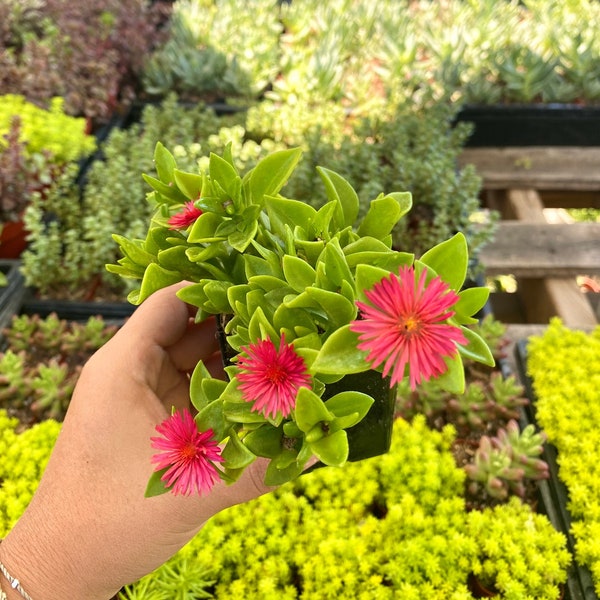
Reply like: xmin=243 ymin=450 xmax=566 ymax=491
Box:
xmin=108 ymin=143 xmax=494 ymax=495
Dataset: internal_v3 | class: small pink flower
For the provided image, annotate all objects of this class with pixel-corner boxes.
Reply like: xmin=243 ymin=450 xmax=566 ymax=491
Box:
xmin=151 ymin=409 xmax=223 ymax=496
xmin=168 ymin=201 xmax=203 ymax=230
xmin=237 ymin=335 xmax=311 ymax=419
xmin=350 ymin=265 xmax=467 ymax=390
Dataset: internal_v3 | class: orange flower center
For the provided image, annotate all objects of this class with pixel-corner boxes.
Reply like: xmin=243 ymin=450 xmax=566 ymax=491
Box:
xmin=400 ymin=315 xmax=421 ymax=337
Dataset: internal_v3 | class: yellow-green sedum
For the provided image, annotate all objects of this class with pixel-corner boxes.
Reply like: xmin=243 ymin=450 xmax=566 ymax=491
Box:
xmin=527 ymin=318 xmax=600 ymax=594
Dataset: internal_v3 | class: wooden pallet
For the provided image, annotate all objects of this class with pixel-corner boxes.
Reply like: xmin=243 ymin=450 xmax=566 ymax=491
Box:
xmin=460 ymin=148 xmax=600 ymax=327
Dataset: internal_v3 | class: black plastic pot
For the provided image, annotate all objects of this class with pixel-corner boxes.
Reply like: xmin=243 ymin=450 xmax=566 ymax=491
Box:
xmin=323 ymin=370 xmax=396 ymax=462
xmin=515 ymin=340 xmax=598 ymax=600
xmin=0 ymin=259 xmax=26 ymax=330
xmin=455 ymin=104 xmax=600 ymax=147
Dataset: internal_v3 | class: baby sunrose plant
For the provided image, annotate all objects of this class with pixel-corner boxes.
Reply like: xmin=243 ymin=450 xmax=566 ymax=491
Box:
xmin=150 ymin=409 xmax=223 ymax=497
xmin=108 ymin=143 xmax=494 ymax=495
xmin=350 ymin=265 xmax=467 ymax=389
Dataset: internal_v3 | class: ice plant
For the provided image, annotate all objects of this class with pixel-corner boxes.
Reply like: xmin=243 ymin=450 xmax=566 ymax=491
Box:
xmin=350 ymin=266 xmax=467 ymax=389
xmin=167 ymin=201 xmax=203 ymax=230
xmin=150 ymin=409 xmax=223 ymax=497
xmin=237 ymin=335 xmax=311 ymax=419
xmin=108 ymin=143 xmax=494 ymax=494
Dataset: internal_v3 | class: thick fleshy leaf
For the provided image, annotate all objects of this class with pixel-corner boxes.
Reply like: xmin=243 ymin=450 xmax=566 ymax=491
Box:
xmin=325 ymin=391 xmax=374 ymax=424
xmin=136 ymin=263 xmax=182 ymax=304
xmin=283 ymin=255 xmax=316 ymax=292
xmin=304 ymin=287 xmax=356 ymax=330
xmin=310 ymin=201 xmax=337 ymax=240
xmin=223 ymin=400 xmax=268 ymax=424
xmin=190 ymin=360 xmax=213 ymax=411
xmin=311 ymin=325 xmax=369 ymax=375
xmin=188 ymin=212 xmax=225 ymax=243
xmin=264 ymin=457 xmax=304 ymax=486
xmin=316 ymin=166 xmax=359 ymax=228
xmin=321 ymin=239 xmax=353 ymax=288
xmin=419 ymin=232 xmax=468 ymax=291
xmin=142 ymin=173 xmax=187 ymax=203
xmin=145 ymin=468 xmax=170 ymax=498
xmin=265 ymin=196 xmax=317 ymax=238
xmin=354 ymin=263 xmax=392 ymax=300
xmin=222 ymin=430 xmax=257 ymax=469
xmin=209 ymin=152 xmax=240 ymax=200
xmin=431 ymin=352 xmax=465 ymax=395
xmin=173 ymin=169 xmax=203 ymax=201
xmin=458 ymin=326 xmax=496 ymax=367
xmin=154 ymin=142 xmax=177 ymax=184
xmin=246 ymin=147 xmax=303 ymax=205
xmin=111 ymin=234 xmax=155 ymax=268
xmin=357 ymin=192 xmax=412 ymax=239
xmin=195 ymin=399 xmax=228 ymax=442
xmin=295 ymin=387 xmax=334 ymax=432
xmin=455 ymin=287 xmax=490 ymax=319
xmin=243 ymin=425 xmax=284 ymax=458
xmin=310 ymin=429 xmax=349 ymax=467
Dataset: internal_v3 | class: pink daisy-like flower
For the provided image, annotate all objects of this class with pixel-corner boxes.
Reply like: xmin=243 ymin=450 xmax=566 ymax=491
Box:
xmin=237 ymin=335 xmax=311 ymax=419
xmin=151 ymin=409 xmax=223 ymax=496
xmin=350 ymin=265 xmax=467 ymax=390
xmin=168 ymin=201 xmax=203 ymax=230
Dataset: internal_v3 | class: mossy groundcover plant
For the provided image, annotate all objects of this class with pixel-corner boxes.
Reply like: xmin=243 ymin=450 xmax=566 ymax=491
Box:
xmin=526 ymin=318 xmax=600 ymax=595
xmin=0 ymin=411 xmax=569 ymax=599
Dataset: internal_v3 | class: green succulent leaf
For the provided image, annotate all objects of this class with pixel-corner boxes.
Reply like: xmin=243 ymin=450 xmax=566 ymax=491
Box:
xmin=325 ymin=391 xmax=374 ymax=426
xmin=455 ymin=287 xmax=490 ymax=323
xmin=209 ymin=152 xmax=241 ymax=200
xmin=419 ymin=232 xmax=468 ymax=291
xmin=173 ymin=169 xmax=203 ymax=201
xmin=195 ymin=399 xmax=228 ymax=442
xmin=145 ymin=468 xmax=170 ymax=498
xmin=311 ymin=325 xmax=368 ymax=375
xmin=153 ymin=141 xmax=177 ymax=184
xmin=189 ymin=360 xmax=215 ymax=411
xmin=316 ymin=166 xmax=359 ymax=228
xmin=222 ymin=430 xmax=256 ymax=469
xmin=188 ymin=212 xmax=226 ymax=243
xmin=357 ymin=192 xmax=412 ymax=239
xmin=310 ymin=429 xmax=349 ymax=467
xmin=282 ymin=255 xmax=317 ymax=292
xmin=458 ymin=326 xmax=496 ymax=367
xmin=246 ymin=147 xmax=303 ymax=205
xmin=243 ymin=425 xmax=284 ymax=458
xmin=431 ymin=352 xmax=465 ymax=395
xmin=295 ymin=387 xmax=334 ymax=432
xmin=264 ymin=457 xmax=303 ymax=486
xmin=134 ymin=263 xmax=182 ymax=304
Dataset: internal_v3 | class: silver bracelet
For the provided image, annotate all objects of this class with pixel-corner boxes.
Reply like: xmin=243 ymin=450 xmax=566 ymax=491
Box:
xmin=0 ymin=541 xmax=33 ymax=600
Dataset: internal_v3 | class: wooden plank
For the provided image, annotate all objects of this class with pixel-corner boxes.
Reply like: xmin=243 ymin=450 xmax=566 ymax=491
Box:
xmin=479 ymin=222 xmax=600 ymax=277
xmin=519 ymin=278 xmax=598 ymax=327
xmin=459 ymin=147 xmax=600 ymax=190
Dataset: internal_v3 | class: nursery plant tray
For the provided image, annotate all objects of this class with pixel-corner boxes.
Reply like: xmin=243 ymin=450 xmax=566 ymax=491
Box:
xmin=19 ymin=292 xmax=136 ymax=322
xmin=0 ymin=259 xmax=26 ymax=330
xmin=515 ymin=339 xmax=598 ymax=600
xmin=456 ymin=104 xmax=600 ymax=147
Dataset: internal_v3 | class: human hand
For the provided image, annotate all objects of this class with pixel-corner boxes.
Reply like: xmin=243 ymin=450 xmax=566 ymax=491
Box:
xmin=0 ymin=283 xmax=275 ymax=600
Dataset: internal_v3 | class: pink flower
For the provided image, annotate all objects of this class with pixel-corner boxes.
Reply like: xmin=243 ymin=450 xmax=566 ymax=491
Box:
xmin=237 ymin=335 xmax=311 ymax=419
xmin=168 ymin=201 xmax=203 ymax=229
xmin=350 ymin=265 xmax=467 ymax=390
xmin=151 ymin=409 xmax=223 ymax=496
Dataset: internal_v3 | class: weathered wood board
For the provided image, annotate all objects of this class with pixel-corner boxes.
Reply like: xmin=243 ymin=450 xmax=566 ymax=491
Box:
xmin=459 ymin=147 xmax=600 ymax=191
xmin=480 ymin=222 xmax=600 ymax=277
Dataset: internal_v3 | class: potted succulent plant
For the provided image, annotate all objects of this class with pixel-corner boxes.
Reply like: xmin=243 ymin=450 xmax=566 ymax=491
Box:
xmin=108 ymin=142 xmax=493 ymax=495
